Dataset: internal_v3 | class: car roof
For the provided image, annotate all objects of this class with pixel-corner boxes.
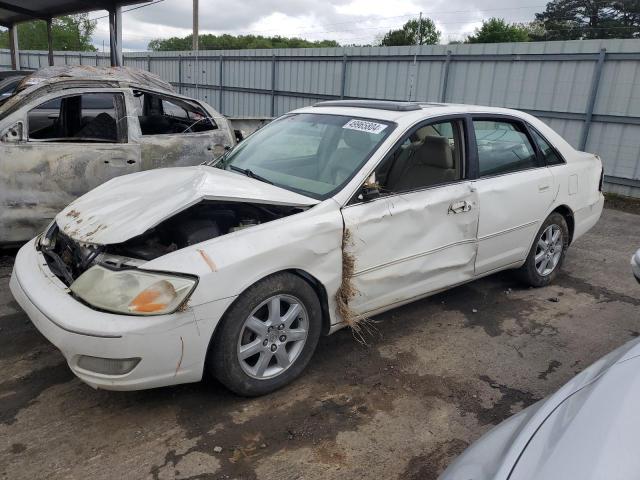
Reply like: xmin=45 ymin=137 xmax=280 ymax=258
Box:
xmin=294 ymin=100 xmax=531 ymax=125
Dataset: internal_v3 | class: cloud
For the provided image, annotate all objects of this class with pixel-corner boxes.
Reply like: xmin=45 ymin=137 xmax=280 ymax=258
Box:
xmin=88 ymin=0 xmax=545 ymax=50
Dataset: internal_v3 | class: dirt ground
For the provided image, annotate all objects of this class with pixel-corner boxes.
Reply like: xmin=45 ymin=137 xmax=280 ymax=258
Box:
xmin=1 ymin=207 xmax=639 ymax=480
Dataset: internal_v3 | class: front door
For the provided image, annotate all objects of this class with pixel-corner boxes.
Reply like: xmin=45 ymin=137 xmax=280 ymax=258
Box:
xmin=471 ymin=117 xmax=555 ymax=274
xmin=341 ymin=117 xmax=479 ymax=315
xmin=0 ymin=91 xmax=140 ymax=243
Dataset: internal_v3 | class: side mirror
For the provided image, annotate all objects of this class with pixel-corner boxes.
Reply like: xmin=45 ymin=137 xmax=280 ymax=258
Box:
xmin=360 ymin=172 xmax=381 ymax=202
xmin=0 ymin=121 xmax=24 ymax=143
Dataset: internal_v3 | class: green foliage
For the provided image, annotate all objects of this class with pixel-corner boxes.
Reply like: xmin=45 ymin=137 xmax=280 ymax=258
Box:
xmin=533 ymin=0 xmax=640 ymax=40
xmin=467 ymin=18 xmax=531 ymax=43
xmin=380 ymin=17 xmax=441 ymax=46
xmin=0 ymin=14 xmax=96 ymax=51
xmin=148 ymin=34 xmax=340 ymax=51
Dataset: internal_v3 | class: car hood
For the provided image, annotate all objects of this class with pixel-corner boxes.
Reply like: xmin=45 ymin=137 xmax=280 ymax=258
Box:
xmin=439 ymin=338 xmax=640 ymax=480
xmin=56 ymin=165 xmax=318 ymax=245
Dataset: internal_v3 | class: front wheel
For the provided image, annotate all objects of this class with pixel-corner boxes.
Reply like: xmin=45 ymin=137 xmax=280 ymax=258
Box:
xmin=209 ymin=273 xmax=322 ymax=396
xmin=516 ymin=212 xmax=569 ymax=287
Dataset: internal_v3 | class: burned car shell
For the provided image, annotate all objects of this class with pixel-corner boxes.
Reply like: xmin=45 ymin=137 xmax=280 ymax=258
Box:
xmin=0 ymin=66 xmax=236 ymax=244
xmin=10 ymin=102 xmax=604 ymax=391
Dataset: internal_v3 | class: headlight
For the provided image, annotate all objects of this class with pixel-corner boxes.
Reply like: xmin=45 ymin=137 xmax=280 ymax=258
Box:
xmin=70 ymin=265 xmax=197 ymax=316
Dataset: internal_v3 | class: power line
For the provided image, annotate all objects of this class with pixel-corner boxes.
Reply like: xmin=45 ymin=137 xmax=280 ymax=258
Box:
xmin=90 ymin=0 xmax=166 ymax=21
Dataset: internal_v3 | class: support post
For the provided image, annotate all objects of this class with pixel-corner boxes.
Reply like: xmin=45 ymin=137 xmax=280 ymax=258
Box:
xmin=95 ymin=53 xmax=99 ymax=66
xmin=340 ymin=53 xmax=348 ymax=99
xmin=440 ymin=50 xmax=452 ymax=103
xmin=579 ymin=48 xmax=606 ymax=151
xmin=147 ymin=55 xmax=152 ymax=72
xmin=109 ymin=7 xmax=123 ymax=66
xmin=9 ymin=24 xmax=19 ymax=70
xmin=178 ymin=54 xmax=183 ymax=94
xmin=270 ymin=54 xmax=276 ymax=116
xmin=47 ymin=18 xmax=54 ymax=66
xmin=218 ymin=55 xmax=224 ymax=114
xmin=192 ymin=0 xmax=199 ymax=52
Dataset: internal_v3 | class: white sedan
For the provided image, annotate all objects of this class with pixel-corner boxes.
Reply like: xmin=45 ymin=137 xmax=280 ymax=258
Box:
xmin=10 ymin=100 xmax=604 ymax=395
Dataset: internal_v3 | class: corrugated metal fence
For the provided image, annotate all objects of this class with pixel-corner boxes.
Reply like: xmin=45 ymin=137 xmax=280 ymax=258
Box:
xmin=2 ymin=39 xmax=640 ymax=197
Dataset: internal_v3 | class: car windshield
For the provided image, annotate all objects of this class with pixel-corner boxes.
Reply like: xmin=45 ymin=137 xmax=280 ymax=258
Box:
xmin=213 ymin=113 xmax=395 ymax=199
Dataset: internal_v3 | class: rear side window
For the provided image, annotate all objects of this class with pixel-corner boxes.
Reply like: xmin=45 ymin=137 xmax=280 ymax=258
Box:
xmin=134 ymin=90 xmax=217 ymax=135
xmin=531 ymin=128 xmax=564 ymax=166
xmin=474 ymin=120 xmax=539 ymax=177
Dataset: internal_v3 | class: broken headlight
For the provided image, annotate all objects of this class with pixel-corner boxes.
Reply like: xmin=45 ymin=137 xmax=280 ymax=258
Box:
xmin=70 ymin=265 xmax=197 ymax=316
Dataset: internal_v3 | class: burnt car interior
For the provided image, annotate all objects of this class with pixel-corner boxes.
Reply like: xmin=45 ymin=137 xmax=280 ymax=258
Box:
xmin=28 ymin=93 xmax=124 ymax=143
xmin=134 ymin=90 xmax=217 ymax=135
xmin=40 ymin=201 xmax=306 ymax=285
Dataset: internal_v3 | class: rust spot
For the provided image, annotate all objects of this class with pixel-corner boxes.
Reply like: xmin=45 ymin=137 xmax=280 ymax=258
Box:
xmin=197 ymin=249 xmax=217 ymax=272
xmin=66 ymin=209 xmax=81 ymax=218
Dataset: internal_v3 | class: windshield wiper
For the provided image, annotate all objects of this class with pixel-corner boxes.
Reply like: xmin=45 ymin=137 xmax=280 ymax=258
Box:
xmin=228 ymin=165 xmax=273 ymax=185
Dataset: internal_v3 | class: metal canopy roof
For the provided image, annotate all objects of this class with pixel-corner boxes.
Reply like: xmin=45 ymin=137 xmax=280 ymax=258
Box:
xmin=0 ymin=1 xmax=149 ymax=27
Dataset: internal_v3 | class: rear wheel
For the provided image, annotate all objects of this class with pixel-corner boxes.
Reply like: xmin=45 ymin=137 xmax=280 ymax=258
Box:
xmin=209 ymin=273 xmax=322 ymax=396
xmin=516 ymin=212 xmax=569 ymax=287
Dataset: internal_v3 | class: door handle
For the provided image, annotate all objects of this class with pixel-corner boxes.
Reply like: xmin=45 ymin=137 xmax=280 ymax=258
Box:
xmin=126 ymin=159 xmax=136 ymax=164
xmin=449 ymin=200 xmax=473 ymax=214
xmin=538 ymin=183 xmax=551 ymax=192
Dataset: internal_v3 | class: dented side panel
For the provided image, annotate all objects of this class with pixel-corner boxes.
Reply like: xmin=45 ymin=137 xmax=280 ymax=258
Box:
xmin=341 ymin=182 xmax=479 ymax=315
xmin=141 ymin=199 xmax=345 ymax=326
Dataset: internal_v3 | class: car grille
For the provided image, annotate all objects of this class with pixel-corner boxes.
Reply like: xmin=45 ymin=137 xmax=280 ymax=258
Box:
xmin=41 ymin=226 xmax=103 ymax=286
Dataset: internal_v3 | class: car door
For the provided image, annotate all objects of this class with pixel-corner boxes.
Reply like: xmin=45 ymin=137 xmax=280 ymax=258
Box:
xmin=0 ymin=91 xmax=140 ymax=244
xmin=471 ymin=116 xmax=554 ymax=275
xmin=341 ymin=116 xmax=479 ymax=316
xmin=131 ymin=89 xmax=231 ymax=170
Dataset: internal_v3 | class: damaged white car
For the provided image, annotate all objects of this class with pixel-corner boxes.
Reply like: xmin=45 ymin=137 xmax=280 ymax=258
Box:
xmin=10 ymin=100 xmax=604 ymax=395
xmin=0 ymin=66 xmax=237 ymax=245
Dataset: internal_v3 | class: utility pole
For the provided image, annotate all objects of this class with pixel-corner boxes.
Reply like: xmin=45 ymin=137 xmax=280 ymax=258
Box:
xmin=408 ymin=11 xmax=422 ymax=101
xmin=417 ymin=11 xmax=423 ymax=45
xmin=192 ymin=0 xmax=199 ymax=52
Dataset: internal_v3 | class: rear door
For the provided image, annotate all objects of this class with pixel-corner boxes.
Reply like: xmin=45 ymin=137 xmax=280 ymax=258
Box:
xmin=471 ymin=116 xmax=554 ymax=275
xmin=131 ymin=90 xmax=232 ymax=169
xmin=0 ymin=91 xmax=140 ymax=243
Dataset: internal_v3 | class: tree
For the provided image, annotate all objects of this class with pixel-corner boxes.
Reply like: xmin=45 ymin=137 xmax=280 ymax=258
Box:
xmin=533 ymin=0 xmax=640 ymax=40
xmin=0 ymin=14 xmax=97 ymax=51
xmin=148 ymin=34 xmax=340 ymax=51
xmin=466 ymin=18 xmax=531 ymax=43
xmin=380 ymin=17 xmax=441 ymax=46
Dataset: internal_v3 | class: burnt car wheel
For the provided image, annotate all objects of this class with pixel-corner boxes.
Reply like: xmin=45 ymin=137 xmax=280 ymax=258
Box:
xmin=209 ymin=272 xmax=322 ymax=396
xmin=516 ymin=212 xmax=569 ymax=287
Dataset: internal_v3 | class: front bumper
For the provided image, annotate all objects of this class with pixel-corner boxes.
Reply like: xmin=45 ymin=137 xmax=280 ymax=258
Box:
xmin=632 ymin=249 xmax=640 ymax=283
xmin=10 ymin=240 xmax=233 ymax=391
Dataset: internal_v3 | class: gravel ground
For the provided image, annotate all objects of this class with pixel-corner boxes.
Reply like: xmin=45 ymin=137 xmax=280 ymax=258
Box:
xmin=1 ymin=207 xmax=639 ymax=480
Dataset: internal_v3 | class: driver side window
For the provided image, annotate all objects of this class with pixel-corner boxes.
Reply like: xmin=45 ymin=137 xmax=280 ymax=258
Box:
xmin=373 ymin=119 xmax=464 ymax=195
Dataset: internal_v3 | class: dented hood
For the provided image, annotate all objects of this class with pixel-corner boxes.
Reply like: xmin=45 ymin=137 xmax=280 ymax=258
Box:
xmin=56 ymin=166 xmax=318 ymax=245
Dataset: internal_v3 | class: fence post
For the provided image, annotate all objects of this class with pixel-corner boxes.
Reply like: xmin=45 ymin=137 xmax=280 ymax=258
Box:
xmin=440 ymin=50 xmax=452 ymax=103
xmin=64 ymin=53 xmax=68 ymax=66
xmin=79 ymin=52 xmax=82 ymax=65
xmin=178 ymin=54 xmax=183 ymax=94
xmin=579 ymin=48 xmax=606 ymax=151
xmin=270 ymin=54 xmax=277 ymax=117
xmin=218 ymin=54 xmax=224 ymax=114
xmin=340 ymin=54 xmax=348 ymax=99
xmin=96 ymin=53 xmax=99 ymax=66
xmin=147 ymin=55 xmax=151 ymax=72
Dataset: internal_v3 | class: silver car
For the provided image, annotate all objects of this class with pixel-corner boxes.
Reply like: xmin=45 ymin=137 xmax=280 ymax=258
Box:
xmin=441 ymin=312 xmax=640 ymax=479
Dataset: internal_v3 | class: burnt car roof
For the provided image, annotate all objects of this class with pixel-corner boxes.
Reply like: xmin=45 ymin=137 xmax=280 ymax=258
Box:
xmin=16 ymin=65 xmax=174 ymax=93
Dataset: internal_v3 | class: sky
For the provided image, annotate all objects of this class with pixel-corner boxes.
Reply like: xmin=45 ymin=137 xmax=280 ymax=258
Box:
xmin=85 ymin=0 xmax=546 ymax=51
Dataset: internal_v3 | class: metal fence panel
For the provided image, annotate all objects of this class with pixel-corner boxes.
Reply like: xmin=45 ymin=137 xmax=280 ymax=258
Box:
xmin=2 ymin=38 xmax=640 ymax=197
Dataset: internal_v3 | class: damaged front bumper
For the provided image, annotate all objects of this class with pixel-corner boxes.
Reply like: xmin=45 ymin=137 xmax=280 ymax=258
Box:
xmin=10 ymin=239 xmax=234 ymax=391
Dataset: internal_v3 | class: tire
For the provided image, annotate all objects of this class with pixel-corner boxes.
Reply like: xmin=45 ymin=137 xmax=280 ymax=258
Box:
xmin=516 ymin=212 xmax=569 ymax=288
xmin=209 ymin=272 xmax=322 ymax=396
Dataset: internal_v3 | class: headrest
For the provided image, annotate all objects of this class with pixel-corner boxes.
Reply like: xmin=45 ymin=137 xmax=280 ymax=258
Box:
xmin=343 ymin=129 xmax=374 ymax=151
xmin=414 ymin=136 xmax=454 ymax=169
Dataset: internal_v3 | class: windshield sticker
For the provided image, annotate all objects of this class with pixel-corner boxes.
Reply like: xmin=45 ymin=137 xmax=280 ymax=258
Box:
xmin=343 ymin=119 xmax=388 ymax=134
